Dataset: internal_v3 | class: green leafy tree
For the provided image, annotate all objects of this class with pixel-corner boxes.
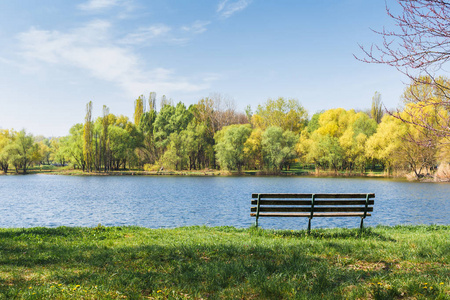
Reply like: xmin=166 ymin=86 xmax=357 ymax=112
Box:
xmin=261 ymin=126 xmax=298 ymax=171
xmin=307 ymin=112 xmax=322 ymax=133
xmin=184 ymin=122 xmax=209 ymax=170
xmin=50 ymin=137 xmax=68 ymax=166
xmin=0 ymin=129 xmax=15 ymax=173
xmin=7 ymin=130 xmax=40 ymax=174
xmin=37 ymin=140 xmax=51 ymax=165
xmin=137 ymin=109 xmax=158 ymax=166
xmin=153 ymin=102 xmax=192 ymax=158
xmin=302 ymin=109 xmax=347 ymax=171
xmin=112 ymin=115 xmax=141 ymax=170
xmin=301 ymin=132 xmax=344 ymax=172
xmin=153 ymin=104 xmax=177 ymax=154
xmin=63 ymin=124 xmax=86 ymax=170
xmin=108 ymin=125 xmax=132 ymax=170
xmin=161 ymin=131 xmax=188 ymax=170
xmin=190 ymin=99 xmax=218 ymax=168
xmin=214 ymin=124 xmax=252 ymax=173
xmin=318 ymin=135 xmax=344 ymax=172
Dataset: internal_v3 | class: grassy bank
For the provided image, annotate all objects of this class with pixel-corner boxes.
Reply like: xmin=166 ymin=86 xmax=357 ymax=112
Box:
xmin=0 ymin=225 xmax=448 ymax=299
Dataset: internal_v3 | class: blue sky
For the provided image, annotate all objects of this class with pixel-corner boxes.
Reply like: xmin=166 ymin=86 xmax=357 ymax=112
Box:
xmin=0 ymin=0 xmax=407 ymax=137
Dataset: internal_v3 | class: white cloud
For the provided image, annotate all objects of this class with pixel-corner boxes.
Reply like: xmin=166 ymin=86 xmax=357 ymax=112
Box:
xmin=181 ymin=21 xmax=210 ymax=34
xmin=78 ymin=0 xmax=119 ymax=11
xmin=217 ymin=0 xmax=228 ymax=13
xmin=16 ymin=21 xmax=208 ymax=97
xmin=120 ymin=25 xmax=171 ymax=45
xmin=217 ymin=0 xmax=251 ymax=18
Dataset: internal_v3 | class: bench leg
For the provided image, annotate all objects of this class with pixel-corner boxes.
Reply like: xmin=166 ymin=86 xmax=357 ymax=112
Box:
xmin=360 ymin=217 xmax=364 ymax=233
xmin=307 ymin=218 xmax=312 ymax=234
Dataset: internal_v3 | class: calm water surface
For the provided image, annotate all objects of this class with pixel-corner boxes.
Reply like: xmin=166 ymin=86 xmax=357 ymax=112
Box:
xmin=0 ymin=175 xmax=448 ymax=229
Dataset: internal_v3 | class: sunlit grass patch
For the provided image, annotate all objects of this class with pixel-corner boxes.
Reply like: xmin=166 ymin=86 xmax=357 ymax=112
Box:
xmin=0 ymin=225 xmax=448 ymax=299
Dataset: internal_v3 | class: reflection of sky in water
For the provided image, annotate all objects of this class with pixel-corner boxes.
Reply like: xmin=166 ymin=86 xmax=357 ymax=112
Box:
xmin=0 ymin=175 xmax=448 ymax=229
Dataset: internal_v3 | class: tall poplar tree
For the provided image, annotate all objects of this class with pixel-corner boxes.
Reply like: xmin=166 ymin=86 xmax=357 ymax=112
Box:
xmin=371 ymin=92 xmax=383 ymax=124
xmin=149 ymin=92 xmax=156 ymax=112
xmin=83 ymin=101 xmax=93 ymax=172
xmin=134 ymin=95 xmax=144 ymax=126
xmin=102 ymin=105 xmax=110 ymax=172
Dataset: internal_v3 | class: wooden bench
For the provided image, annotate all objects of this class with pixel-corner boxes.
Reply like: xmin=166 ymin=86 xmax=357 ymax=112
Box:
xmin=251 ymin=193 xmax=375 ymax=233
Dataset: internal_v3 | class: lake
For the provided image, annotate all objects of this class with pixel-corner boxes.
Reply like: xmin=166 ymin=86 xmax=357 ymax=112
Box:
xmin=0 ymin=175 xmax=448 ymax=229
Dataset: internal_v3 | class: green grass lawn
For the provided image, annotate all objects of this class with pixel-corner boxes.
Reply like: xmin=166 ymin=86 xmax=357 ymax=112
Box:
xmin=0 ymin=225 xmax=448 ymax=299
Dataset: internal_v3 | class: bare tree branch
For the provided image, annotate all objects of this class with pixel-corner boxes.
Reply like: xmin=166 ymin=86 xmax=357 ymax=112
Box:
xmin=357 ymin=0 xmax=450 ymax=142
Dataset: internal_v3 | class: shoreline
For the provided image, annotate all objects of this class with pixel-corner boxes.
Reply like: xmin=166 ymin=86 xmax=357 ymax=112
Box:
xmin=1 ymin=224 xmax=448 ymax=230
xmin=2 ymin=168 xmax=448 ymax=182
xmin=0 ymin=168 xmax=391 ymax=177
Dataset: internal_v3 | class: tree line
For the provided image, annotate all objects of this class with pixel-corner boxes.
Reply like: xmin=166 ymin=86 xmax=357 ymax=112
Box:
xmin=0 ymin=78 xmax=449 ymax=178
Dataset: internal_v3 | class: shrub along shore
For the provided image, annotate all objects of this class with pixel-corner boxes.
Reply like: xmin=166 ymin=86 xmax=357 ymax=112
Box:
xmin=0 ymin=225 xmax=448 ymax=299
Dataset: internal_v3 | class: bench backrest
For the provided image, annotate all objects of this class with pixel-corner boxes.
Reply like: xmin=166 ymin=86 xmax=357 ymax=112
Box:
xmin=250 ymin=193 xmax=375 ymax=231
xmin=251 ymin=193 xmax=375 ymax=215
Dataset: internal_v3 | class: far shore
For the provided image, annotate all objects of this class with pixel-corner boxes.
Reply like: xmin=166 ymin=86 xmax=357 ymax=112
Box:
xmin=2 ymin=167 xmax=439 ymax=181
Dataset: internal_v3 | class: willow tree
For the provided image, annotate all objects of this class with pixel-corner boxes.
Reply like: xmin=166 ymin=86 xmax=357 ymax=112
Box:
xmin=214 ymin=124 xmax=252 ymax=173
xmin=261 ymin=126 xmax=298 ymax=171
xmin=7 ymin=130 xmax=40 ymax=174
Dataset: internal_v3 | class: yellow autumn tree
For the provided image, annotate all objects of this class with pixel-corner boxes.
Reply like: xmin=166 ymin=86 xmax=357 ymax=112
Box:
xmin=299 ymin=108 xmax=376 ymax=172
xmin=395 ymin=101 xmax=445 ymax=178
xmin=365 ymin=115 xmax=407 ymax=175
xmin=243 ymin=128 xmax=263 ymax=170
xmin=251 ymin=97 xmax=307 ymax=133
xmin=399 ymin=76 xmax=450 ymax=141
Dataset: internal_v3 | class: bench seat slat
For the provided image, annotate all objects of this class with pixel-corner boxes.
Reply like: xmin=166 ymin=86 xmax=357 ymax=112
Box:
xmin=250 ymin=212 xmax=372 ymax=217
xmin=251 ymin=193 xmax=375 ymax=199
xmin=251 ymin=207 xmax=373 ymax=213
xmin=250 ymin=200 xmax=374 ymax=205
